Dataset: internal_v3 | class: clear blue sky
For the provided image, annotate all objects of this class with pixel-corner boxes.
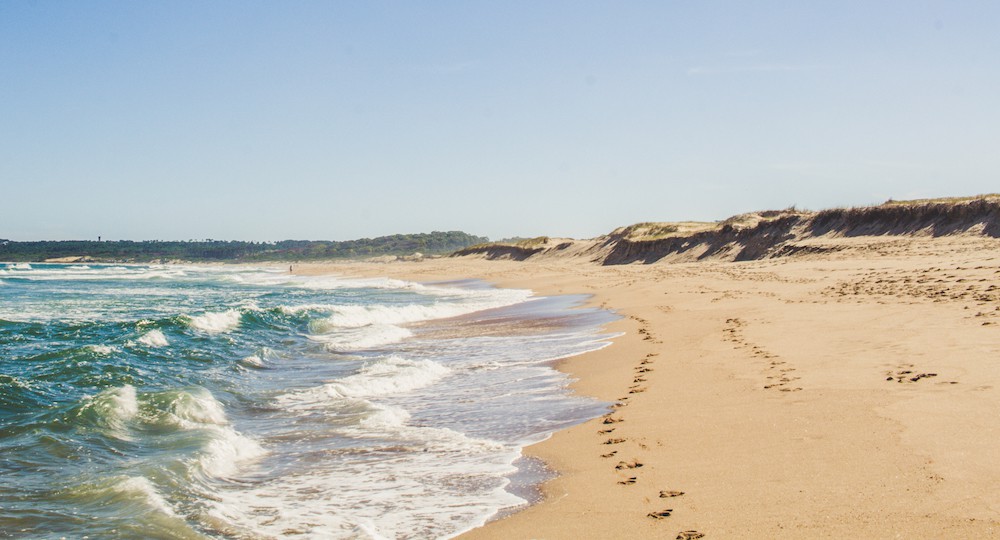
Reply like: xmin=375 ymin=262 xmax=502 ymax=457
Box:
xmin=2 ymin=1 xmax=998 ymax=241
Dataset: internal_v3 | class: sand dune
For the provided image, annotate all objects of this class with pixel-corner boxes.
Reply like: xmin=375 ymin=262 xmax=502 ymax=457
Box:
xmin=455 ymin=195 xmax=1000 ymax=265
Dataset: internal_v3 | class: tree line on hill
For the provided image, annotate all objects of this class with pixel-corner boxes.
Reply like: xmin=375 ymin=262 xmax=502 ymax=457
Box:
xmin=0 ymin=231 xmax=488 ymax=263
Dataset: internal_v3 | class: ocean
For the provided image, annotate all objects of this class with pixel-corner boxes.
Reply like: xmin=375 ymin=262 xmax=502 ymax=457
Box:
xmin=0 ymin=263 xmax=617 ymax=539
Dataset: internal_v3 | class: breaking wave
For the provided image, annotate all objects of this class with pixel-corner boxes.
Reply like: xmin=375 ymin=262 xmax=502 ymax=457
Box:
xmin=278 ymin=355 xmax=450 ymax=410
xmin=186 ymin=309 xmax=242 ymax=334
xmin=137 ymin=329 xmax=169 ymax=347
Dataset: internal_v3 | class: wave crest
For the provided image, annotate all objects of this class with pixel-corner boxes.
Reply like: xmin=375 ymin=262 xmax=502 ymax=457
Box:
xmin=86 ymin=344 xmax=118 ymax=355
xmin=310 ymin=324 xmax=414 ymax=352
xmin=186 ymin=310 xmax=242 ymax=334
xmin=114 ymin=476 xmax=178 ymax=517
xmin=327 ymin=356 xmax=450 ymax=399
xmin=166 ymin=388 xmax=265 ymax=477
xmin=76 ymin=385 xmax=140 ymax=440
xmin=137 ymin=329 xmax=169 ymax=347
xmin=277 ymin=355 xmax=450 ymax=411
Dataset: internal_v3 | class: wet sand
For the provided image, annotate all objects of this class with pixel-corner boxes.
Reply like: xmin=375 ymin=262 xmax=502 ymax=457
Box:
xmin=297 ymin=234 xmax=1000 ymax=538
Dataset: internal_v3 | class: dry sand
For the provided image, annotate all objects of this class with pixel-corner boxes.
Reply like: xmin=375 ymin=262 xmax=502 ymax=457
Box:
xmin=297 ymin=234 xmax=1000 ymax=538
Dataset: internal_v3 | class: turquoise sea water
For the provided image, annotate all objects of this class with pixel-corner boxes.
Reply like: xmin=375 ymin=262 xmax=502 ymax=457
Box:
xmin=0 ymin=263 xmax=616 ymax=539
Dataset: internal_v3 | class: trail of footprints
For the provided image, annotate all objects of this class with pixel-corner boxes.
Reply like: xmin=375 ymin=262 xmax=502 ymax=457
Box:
xmin=597 ymin=313 xmax=703 ymax=539
xmin=723 ymin=317 xmax=802 ymax=392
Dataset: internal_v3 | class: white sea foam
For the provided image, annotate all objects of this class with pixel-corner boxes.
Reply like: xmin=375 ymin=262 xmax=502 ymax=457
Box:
xmin=108 ymin=385 xmax=140 ymax=419
xmin=137 ymin=329 xmax=169 ymax=347
xmin=225 ymin=272 xmax=429 ymax=293
xmin=315 ymin=304 xmax=458 ymax=328
xmin=165 ymin=388 xmax=266 ymax=478
xmin=278 ymin=356 xmax=450 ymax=411
xmin=354 ymin=403 xmax=507 ymax=454
xmin=293 ymin=285 xmax=529 ymax=353
xmin=339 ymin=357 xmax=450 ymax=398
xmin=240 ymin=355 xmax=265 ymax=368
xmin=169 ymin=388 xmax=229 ymax=425
xmin=310 ymin=324 xmax=414 ymax=352
xmin=239 ymin=347 xmax=276 ymax=368
xmin=277 ymin=275 xmax=531 ymax=308
xmin=207 ymin=399 xmax=522 ymax=539
xmin=309 ymin=289 xmax=534 ymax=332
xmin=186 ymin=310 xmax=242 ymax=334
xmin=298 ymin=276 xmax=430 ymax=292
xmin=198 ymin=426 xmax=267 ymax=478
xmin=277 ymin=303 xmax=330 ymax=315
xmin=0 ymin=264 xmax=186 ymax=282
xmin=86 ymin=344 xmax=118 ymax=355
xmin=210 ymin=459 xmax=524 ymax=539
xmin=234 ymin=322 xmax=616 ymax=538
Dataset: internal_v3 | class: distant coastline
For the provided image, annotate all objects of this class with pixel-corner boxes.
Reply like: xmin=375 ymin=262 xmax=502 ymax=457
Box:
xmin=0 ymin=231 xmax=486 ymax=264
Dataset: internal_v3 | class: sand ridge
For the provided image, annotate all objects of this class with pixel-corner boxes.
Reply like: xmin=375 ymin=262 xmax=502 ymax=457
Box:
xmin=297 ymin=234 xmax=1000 ymax=538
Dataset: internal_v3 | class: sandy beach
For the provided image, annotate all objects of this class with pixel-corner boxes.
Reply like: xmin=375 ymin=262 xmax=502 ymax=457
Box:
xmin=297 ymin=232 xmax=1000 ymax=538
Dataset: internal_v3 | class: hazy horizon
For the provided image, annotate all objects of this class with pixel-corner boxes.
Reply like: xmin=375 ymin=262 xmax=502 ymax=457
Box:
xmin=4 ymin=192 xmax=1000 ymax=244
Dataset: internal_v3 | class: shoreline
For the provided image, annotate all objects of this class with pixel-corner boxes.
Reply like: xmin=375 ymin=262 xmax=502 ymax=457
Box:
xmin=295 ymin=261 xmax=649 ymax=535
xmin=300 ymin=234 xmax=1000 ymax=538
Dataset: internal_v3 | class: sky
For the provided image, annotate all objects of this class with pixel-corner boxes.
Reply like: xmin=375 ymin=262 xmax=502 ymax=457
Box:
xmin=1 ymin=1 xmax=998 ymax=241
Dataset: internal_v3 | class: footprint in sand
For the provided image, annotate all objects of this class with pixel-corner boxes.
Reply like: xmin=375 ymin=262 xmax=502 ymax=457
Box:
xmin=676 ymin=531 xmax=705 ymax=540
xmin=659 ymin=490 xmax=685 ymax=498
xmin=615 ymin=461 xmax=643 ymax=470
xmin=618 ymin=477 xmax=637 ymax=485
xmin=647 ymin=509 xmax=672 ymax=519
xmin=604 ymin=438 xmax=626 ymax=445
xmin=600 ymin=451 xmax=618 ymax=458
xmin=886 ymin=368 xmax=938 ymax=383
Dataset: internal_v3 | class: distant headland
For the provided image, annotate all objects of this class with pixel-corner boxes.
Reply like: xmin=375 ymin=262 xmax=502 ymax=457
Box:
xmin=0 ymin=231 xmax=487 ymax=264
